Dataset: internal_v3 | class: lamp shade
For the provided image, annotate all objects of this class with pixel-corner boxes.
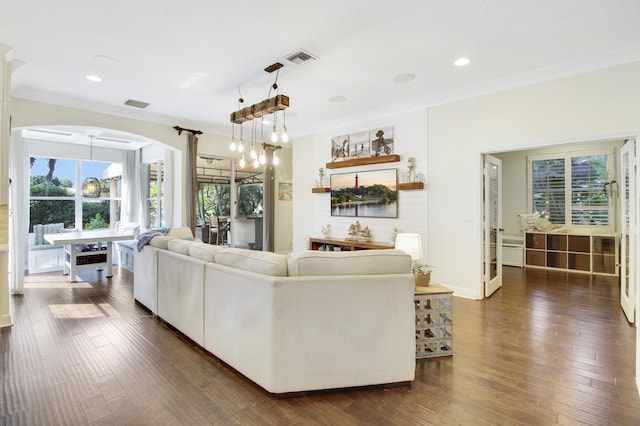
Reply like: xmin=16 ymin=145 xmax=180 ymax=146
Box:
xmin=394 ymin=233 xmax=423 ymax=262
xmin=82 ymin=177 xmax=102 ymax=198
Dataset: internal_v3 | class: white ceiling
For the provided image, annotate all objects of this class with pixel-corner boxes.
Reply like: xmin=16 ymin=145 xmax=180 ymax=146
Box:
xmin=3 ymin=0 xmax=640 ymax=145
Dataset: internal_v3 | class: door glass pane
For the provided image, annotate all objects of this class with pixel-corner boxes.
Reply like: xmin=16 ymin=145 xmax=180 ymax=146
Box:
xmin=624 ymin=153 xmax=630 ymax=297
xmin=489 ymin=163 xmax=498 ymax=280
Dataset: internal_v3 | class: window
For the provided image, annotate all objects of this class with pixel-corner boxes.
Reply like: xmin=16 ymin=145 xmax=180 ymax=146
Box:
xmin=148 ymin=160 xmax=165 ymax=228
xmin=529 ymin=150 xmax=612 ymax=228
xmin=197 ymin=182 xmax=231 ymax=224
xmin=237 ymin=184 xmax=263 ymax=216
xmin=29 ymin=156 xmax=121 ymax=232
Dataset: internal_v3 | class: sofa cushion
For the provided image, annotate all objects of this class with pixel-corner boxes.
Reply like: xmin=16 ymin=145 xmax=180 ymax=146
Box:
xmin=287 ymin=249 xmax=411 ymax=276
xmin=215 ymin=248 xmax=288 ymax=277
xmin=115 ymin=221 xmax=140 ymax=239
xmin=148 ymin=235 xmax=177 ymax=250
xmin=168 ymin=226 xmax=194 ymax=239
xmin=33 ymin=223 xmax=64 ymax=245
xmin=188 ymin=243 xmax=226 ymax=262
xmin=167 ymin=238 xmax=201 ymax=255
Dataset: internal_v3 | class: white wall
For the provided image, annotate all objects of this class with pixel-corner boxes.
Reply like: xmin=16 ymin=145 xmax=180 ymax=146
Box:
xmin=293 ymin=109 xmax=428 ymax=257
xmin=428 ymin=61 xmax=640 ymax=300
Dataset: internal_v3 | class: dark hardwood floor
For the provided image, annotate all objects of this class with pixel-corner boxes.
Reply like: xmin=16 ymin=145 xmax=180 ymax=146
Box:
xmin=1 ymin=266 xmax=639 ymax=425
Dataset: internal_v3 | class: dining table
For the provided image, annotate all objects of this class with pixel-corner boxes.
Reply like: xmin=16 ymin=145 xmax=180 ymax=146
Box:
xmin=44 ymin=229 xmax=135 ymax=282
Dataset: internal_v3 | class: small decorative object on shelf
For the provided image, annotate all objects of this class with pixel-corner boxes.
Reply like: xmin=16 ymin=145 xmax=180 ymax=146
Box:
xmin=398 ymin=157 xmax=425 ymax=190
xmin=345 ymin=220 xmax=372 ymax=241
xmin=321 ymin=224 xmax=331 ymax=238
xmin=315 ymin=167 xmax=326 ymax=188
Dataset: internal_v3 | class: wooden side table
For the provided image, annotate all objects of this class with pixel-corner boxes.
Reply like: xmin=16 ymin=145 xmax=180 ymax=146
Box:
xmin=414 ymin=284 xmax=453 ymax=359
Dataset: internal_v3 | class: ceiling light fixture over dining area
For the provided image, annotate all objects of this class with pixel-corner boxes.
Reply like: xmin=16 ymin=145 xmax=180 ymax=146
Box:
xmin=229 ymin=63 xmax=289 ymax=168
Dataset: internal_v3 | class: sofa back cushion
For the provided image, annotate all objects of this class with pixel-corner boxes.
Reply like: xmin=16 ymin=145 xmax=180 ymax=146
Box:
xmin=215 ymin=248 xmax=288 ymax=277
xmin=167 ymin=239 xmax=201 ymax=255
xmin=167 ymin=226 xmax=194 ymax=239
xmin=287 ymin=249 xmax=411 ymax=276
xmin=148 ymin=235 xmax=177 ymax=250
xmin=188 ymin=243 xmax=226 ymax=262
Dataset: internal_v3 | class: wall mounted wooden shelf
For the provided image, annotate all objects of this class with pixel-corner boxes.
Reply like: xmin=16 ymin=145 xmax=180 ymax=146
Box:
xmin=398 ymin=182 xmax=424 ymax=190
xmin=311 ymin=187 xmax=331 ymax=193
xmin=325 ymin=154 xmax=400 ymax=169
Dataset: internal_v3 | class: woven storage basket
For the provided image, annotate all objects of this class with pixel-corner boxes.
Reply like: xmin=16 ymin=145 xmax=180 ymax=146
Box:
xmin=415 ymin=272 xmax=431 ymax=287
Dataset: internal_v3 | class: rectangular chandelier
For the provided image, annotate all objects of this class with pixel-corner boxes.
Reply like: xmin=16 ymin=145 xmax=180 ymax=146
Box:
xmin=230 ymin=94 xmax=289 ymax=124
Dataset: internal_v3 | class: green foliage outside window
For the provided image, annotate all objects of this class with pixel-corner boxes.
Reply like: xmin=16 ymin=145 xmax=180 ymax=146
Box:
xmin=237 ymin=184 xmax=263 ymax=216
xmin=197 ymin=183 xmax=231 ymax=224
xmin=29 ymin=157 xmax=112 ymax=231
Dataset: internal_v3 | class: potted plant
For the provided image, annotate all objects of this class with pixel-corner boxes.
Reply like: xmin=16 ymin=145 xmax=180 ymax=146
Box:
xmin=413 ymin=263 xmax=433 ymax=287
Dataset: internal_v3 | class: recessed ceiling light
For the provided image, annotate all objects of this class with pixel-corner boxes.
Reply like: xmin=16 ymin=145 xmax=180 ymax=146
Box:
xmin=329 ymin=96 xmax=346 ymax=103
xmin=454 ymin=57 xmax=470 ymax=67
xmin=86 ymin=75 xmax=102 ymax=82
xmin=392 ymin=73 xmax=415 ymax=84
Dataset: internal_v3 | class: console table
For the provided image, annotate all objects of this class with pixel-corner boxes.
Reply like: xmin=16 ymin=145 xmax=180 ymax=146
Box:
xmin=308 ymin=237 xmax=395 ymax=251
xmin=415 ymin=284 xmax=453 ymax=359
xmin=44 ymin=230 xmax=135 ymax=282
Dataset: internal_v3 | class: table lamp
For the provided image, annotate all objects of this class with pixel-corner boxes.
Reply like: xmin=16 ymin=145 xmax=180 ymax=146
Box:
xmin=394 ymin=232 xmax=423 ymax=268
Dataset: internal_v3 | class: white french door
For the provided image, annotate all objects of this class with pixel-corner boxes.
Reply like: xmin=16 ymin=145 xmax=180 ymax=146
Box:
xmin=620 ymin=139 xmax=636 ymax=324
xmin=484 ymin=155 xmax=503 ymax=297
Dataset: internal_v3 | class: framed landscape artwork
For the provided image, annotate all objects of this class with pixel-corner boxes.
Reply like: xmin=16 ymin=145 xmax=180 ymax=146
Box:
xmin=330 ymin=168 xmax=398 ymax=218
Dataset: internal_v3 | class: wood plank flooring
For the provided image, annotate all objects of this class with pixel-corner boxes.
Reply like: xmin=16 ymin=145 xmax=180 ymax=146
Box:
xmin=1 ymin=266 xmax=639 ymax=425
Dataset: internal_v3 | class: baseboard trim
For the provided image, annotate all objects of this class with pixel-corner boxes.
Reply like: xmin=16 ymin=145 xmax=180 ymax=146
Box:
xmin=0 ymin=313 xmax=13 ymax=329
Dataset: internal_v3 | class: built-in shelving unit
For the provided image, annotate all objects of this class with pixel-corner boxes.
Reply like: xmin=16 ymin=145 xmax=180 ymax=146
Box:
xmin=524 ymin=231 xmax=618 ymax=276
xmin=325 ymin=154 xmax=400 ymax=169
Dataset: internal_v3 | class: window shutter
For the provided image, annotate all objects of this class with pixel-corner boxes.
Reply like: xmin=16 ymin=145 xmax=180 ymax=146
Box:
xmin=570 ymin=155 xmax=609 ymax=225
xmin=531 ymin=158 xmax=565 ymax=224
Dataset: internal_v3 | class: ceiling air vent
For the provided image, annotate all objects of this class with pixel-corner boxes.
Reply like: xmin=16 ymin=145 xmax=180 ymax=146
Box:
xmin=286 ymin=49 xmax=317 ymax=65
xmin=124 ymin=99 xmax=149 ymax=109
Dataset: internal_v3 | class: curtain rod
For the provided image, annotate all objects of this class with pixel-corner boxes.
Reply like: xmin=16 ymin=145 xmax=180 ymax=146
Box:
xmin=173 ymin=125 xmax=203 ymax=136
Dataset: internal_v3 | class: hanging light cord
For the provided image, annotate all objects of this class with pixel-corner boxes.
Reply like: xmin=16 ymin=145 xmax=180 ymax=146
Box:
xmin=267 ymin=69 xmax=280 ymax=99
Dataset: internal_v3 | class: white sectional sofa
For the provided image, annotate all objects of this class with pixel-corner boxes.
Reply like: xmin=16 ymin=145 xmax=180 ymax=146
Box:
xmin=134 ymin=230 xmax=416 ymax=395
